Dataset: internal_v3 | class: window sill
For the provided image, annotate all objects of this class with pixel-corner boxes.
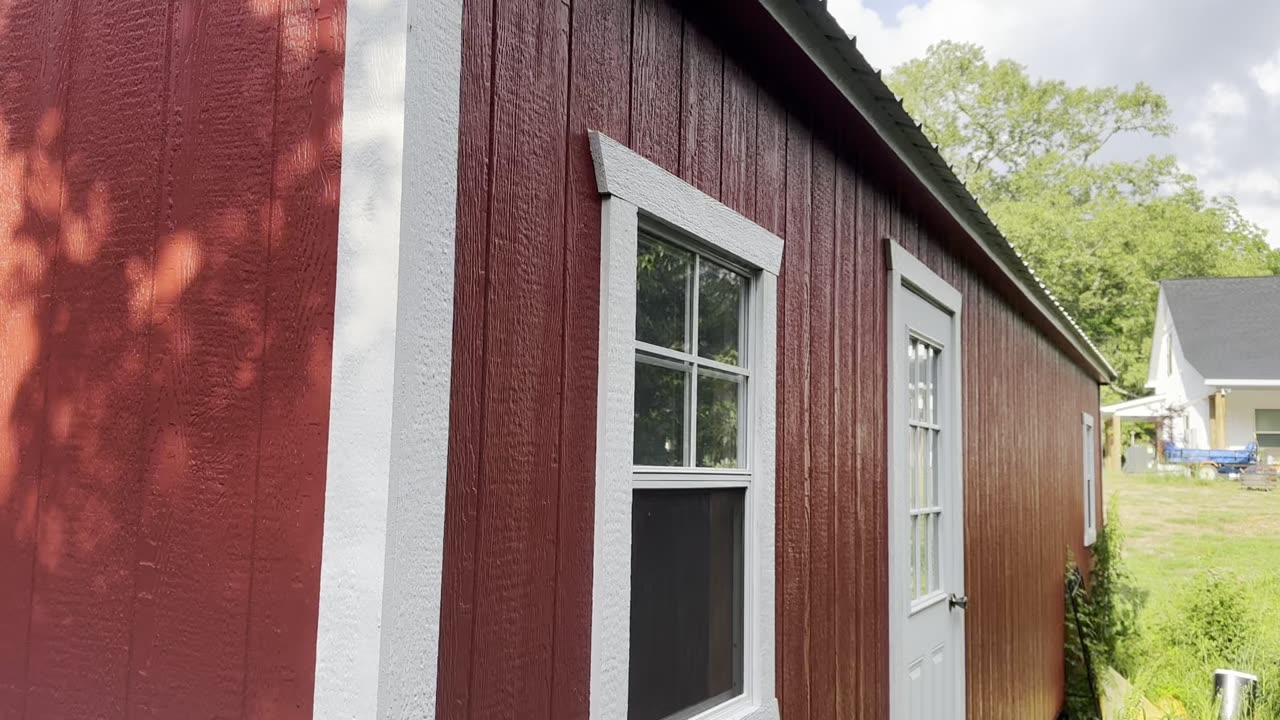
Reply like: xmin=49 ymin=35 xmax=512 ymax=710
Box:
xmin=687 ymin=697 xmax=780 ymax=720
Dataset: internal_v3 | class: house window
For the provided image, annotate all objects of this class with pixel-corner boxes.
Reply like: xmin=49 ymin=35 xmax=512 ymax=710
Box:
xmin=589 ymin=130 xmax=781 ymax=720
xmin=1083 ymin=413 xmax=1098 ymax=546
xmin=1256 ymin=410 xmax=1280 ymax=449
xmin=1164 ymin=334 xmax=1173 ymax=376
xmin=630 ymin=234 xmax=751 ymax=720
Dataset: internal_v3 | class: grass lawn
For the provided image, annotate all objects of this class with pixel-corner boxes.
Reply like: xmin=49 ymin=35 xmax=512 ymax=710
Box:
xmin=1106 ymin=470 xmax=1280 ymax=718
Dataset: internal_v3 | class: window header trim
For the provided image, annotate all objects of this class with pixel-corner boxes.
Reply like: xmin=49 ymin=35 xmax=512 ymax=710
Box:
xmin=589 ymin=130 xmax=784 ymax=275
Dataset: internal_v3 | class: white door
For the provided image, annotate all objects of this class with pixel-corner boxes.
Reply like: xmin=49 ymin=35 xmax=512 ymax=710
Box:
xmin=889 ymin=252 xmax=966 ymax=720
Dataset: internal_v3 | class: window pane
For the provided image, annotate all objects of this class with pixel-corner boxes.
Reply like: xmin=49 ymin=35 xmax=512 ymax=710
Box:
xmin=929 ymin=430 xmax=939 ymax=507
xmin=928 ymin=513 xmax=939 ymax=593
xmin=634 ymin=358 xmax=688 ymax=466
xmin=1258 ymin=433 xmax=1280 ymax=449
xmin=909 ymin=514 xmax=918 ymax=598
xmin=696 ymin=370 xmax=743 ymax=468
xmin=698 ymin=260 xmax=745 ymax=366
xmin=915 ymin=514 xmax=927 ymax=598
xmin=1257 ymin=410 xmax=1280 ymax=433
xmin=629 ymin=489 xmax=745 ymax=720
xmin=637 ymin=235 xmax=691 ymax=351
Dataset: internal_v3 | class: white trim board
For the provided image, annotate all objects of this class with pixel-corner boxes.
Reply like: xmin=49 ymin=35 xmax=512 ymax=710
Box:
xmin=589 ymin=131 xmax=783 ymax=275
xmin=313 ymin=0 xmax=462 ymax=717
xmin=1206 ymin=379 xmax=1280 ymax=388
xmin=1082 ymin=412 xmax=1097 ymax=548
xmin=588 ymin=132 xmax=781 ymax=720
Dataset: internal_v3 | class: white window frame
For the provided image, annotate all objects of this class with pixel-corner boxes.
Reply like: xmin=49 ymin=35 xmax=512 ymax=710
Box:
xmin=589 ymin=130 xmax=781 ymax=720
xmin=1083 ymin=412 xmax=1098 ymax=547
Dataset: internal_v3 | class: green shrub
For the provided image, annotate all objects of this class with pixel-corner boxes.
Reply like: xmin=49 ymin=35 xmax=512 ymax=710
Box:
xmin=1092 ymin=503 xmax=1141 ymax=673
xmin=1132 ymin=571 xmax=1280 ymax=718
xmin=1162 ymin=571 xmax=1252 ymax=667
xmin=1064 ymin=506 xmax=1144 ymax=719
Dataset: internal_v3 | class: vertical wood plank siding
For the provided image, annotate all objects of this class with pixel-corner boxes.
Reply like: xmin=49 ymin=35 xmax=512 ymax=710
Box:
xmin=442 ymin=1 xmax=1102 ymax=719
xmin=0 ymin=0 xmax=344 ymax=716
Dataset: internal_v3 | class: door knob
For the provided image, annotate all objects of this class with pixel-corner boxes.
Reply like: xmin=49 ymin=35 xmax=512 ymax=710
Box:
xmin=949 ymin=593 xmax=968 ymax=611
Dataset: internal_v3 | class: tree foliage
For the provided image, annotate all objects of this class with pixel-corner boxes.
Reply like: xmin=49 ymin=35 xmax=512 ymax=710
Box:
xmin=887 ymin=42 xmax=1280 ymax=393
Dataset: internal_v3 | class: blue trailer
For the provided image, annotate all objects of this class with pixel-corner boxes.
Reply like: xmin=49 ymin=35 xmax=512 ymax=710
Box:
xmin=1164 ymin=442 xmax=1258 ymax=479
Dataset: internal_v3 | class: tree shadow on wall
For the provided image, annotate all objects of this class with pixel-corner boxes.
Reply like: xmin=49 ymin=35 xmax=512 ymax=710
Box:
xmin=0 ymin=0 xmax=394 ymax=717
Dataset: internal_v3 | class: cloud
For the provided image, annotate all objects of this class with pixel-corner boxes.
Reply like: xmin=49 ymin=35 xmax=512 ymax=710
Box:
xmin=826 ymin=0 xmax=1280 ymax=247
xmin=1203 ymin=82 xmax=1249 ymax=117
xmin=1249 ymin=49 xmax=1280 ymax=100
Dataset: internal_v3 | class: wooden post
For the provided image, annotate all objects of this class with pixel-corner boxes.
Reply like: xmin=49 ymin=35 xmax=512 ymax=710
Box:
xmin=1210 ymin=391 xmax=1227 ymax=448
xmin=1108 ymin=413 xmax=1122 ymax=473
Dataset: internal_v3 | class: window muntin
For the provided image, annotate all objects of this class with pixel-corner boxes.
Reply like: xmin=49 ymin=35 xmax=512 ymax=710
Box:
xmin=907 ymin=336 xmax=943 ymax=603
xmin=629 ymin=232 xmax=754 ymax=720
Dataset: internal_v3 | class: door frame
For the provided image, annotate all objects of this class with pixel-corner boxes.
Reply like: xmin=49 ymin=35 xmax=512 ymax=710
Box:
xmin=886 ymin=238 xmax=966 ymax=719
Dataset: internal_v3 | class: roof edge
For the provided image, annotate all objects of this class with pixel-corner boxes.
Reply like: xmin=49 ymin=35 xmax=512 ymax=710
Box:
xmin=758 ymin=0 xmax=1117 ymax=384
xmin=1204 ymin=379 xmax=1280 ymax=388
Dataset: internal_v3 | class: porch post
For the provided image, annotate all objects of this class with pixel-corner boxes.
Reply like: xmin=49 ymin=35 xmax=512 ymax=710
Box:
xmin=1211 ymin=390 xmax=1227 ymax=448
xmin=1108 ymin=414 xmax=1122 ymax=473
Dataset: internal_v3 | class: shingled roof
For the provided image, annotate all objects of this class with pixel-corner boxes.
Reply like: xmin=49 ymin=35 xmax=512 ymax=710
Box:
xmin=1163 ymin=276 xmax=1280 ymax=382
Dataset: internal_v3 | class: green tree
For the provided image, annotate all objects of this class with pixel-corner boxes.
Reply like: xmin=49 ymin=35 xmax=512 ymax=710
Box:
xmin=887 ymin=42 xmax=1279 ymax=393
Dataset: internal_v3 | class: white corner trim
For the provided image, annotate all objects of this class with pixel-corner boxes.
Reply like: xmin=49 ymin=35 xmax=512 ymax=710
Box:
xmin=588 ymin=130 xmax=783 ymax=275
xmin=885 ymin=237 xmax=962 ymax=313
xmin=313 ymin=0 xmax=462 ymax=717
xmin=376 ymin=0 xmax=463 ymax=716
xmin=588 ymin=139 xmax=781 ymax=720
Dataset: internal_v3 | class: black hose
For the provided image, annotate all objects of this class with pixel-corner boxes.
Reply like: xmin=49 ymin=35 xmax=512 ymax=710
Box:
xmin=1068 ymin=567 xmax=1103 ymax=719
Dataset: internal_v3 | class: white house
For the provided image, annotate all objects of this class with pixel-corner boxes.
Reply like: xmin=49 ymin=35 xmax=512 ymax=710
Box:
xmin=1105 ymin=276 xmax=1280 ymax=467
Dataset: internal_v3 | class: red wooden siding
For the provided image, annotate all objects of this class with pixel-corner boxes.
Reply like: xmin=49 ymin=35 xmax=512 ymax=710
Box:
xmin=440 ymin=1 xmax=1103 ymax=719
xmin=0 ymin=0 xmax=344 ymax=717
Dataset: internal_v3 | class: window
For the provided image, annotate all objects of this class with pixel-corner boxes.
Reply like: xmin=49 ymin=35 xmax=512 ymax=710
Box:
xmin=1083 ymin=413 xmax=1098 ymax=547
xmin=907 ymin=337 xmax=942 ymax=602
xmin=630 ymin=235 xmax=751 ymax=720
xmin=1164 ymin=334 xmax=1173 ymax=376
xmin=634 ymin=235 xmax=749 ymax=469
xmin=1257 ymin=410 xmax=1280 ymax=449
xmin=589 ymin=130 xmax=781 ymax=720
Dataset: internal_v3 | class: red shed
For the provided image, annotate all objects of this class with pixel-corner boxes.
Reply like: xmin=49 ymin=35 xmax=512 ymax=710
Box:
xmin=0 ymin=0 xmax=1113 ymax=718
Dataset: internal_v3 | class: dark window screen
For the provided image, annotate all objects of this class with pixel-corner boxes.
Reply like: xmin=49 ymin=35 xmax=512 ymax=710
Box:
xmin=628 ymin=489 xmax=744 ymax=720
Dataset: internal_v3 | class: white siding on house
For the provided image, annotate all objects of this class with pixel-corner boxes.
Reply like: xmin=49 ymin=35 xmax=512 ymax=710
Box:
xmin=1149 ymin=294 xmax=1211 ymax=448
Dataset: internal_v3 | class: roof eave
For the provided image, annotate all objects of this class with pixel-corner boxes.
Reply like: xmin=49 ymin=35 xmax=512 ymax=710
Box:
xmin=758 ymin=0 xmax=1118 ymax=384
xmin=1204 ymin=379 xmax=1280 ymax=389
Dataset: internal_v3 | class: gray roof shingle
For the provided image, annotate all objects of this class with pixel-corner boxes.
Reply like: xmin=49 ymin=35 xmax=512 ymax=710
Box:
xmin=1164 ymin=276 xmax=1280 ymax=380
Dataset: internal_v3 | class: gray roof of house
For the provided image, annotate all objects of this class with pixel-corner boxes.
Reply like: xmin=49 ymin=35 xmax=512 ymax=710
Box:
xmin=768 ymin=1 xmax=1116 ymax=383
xmin=1164 ymin=276 xmax=1280 ymax=380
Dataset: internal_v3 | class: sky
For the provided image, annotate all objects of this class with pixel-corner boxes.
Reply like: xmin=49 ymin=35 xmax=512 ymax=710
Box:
xmin=826 ymin=0 xmax=1280 ymax=247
